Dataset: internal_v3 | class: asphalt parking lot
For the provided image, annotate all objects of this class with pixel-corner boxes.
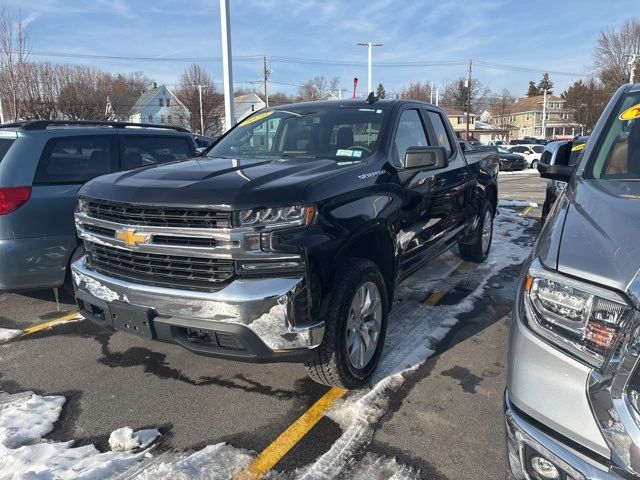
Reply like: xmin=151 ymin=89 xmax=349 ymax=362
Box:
xmin=0 ymin=171 xmax=545 ymax=479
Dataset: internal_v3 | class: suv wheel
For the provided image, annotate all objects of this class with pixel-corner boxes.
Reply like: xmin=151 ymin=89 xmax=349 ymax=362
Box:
xmin=305 ymin=258 xmax=388 ymax=389
xmin=531 ymin=159 xmax=538 ymax=170
xmin=459 ymin=200 xmax=494 ymax=262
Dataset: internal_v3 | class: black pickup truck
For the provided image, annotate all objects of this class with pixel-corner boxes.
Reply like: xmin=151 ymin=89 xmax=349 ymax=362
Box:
xmin=71 ymin=99 xmax=499 ymax=388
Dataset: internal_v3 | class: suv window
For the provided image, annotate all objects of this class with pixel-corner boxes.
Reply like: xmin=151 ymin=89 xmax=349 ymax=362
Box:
xmin=511 ymin=146 xmax=526 ymax=153
xmin=426 ymin=111 xmax=452 ymax=157
xmin=394 ymin=109 xmax=429 ymax=166
xmin=34 ymin=135 xmax=117 ymax=185
xmin=0 ymin=138 xmax=15 ymax=165
xmin=121 ymin=136 xmax=193 ymax=170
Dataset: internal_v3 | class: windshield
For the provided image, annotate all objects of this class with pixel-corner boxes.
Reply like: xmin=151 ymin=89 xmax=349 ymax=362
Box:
xmin=590 ymin=92 xmax=640 ymax=179
xmin=207 ymin=106 xmax=385 ymax=161
xmin=497 ymin=146 xmax=510 ymax=154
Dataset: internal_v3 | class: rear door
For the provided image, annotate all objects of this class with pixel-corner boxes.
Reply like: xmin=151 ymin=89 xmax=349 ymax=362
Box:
xmin=118 ymin=134 xmax=195 ymax=170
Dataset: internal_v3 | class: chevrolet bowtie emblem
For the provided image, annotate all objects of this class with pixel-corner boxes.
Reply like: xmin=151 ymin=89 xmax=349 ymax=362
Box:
xmin=115 ymin=229 xmax=150 ymax=247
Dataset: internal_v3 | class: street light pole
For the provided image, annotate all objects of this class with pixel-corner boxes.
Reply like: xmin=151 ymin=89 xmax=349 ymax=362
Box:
xmin=198 ymin=84 xmax=204 ymax=135
xmin=541 ymin=89 xmax=547 ymax=139
xmin=628 ymin=52 xmax=638 ymax=84
xmin=219 ymin=0 xmax=234 ymax=132
xmin=357 ymin=42 xmax=383 ymax=95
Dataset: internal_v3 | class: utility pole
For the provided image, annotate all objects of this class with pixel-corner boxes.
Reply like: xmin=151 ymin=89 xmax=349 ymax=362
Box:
xmin=357 ymin=42 xmax=383 ymax=94
xmin=430 ymin=81 xmax=434 ymax=104
xmin=263 ymin=55 xmax=271 ymax=107
xmin=435 ymin=88 xmax=439 ymax=106
xmin=541 ymin=88 xmax=548 ymax=139
xmin=466 ymin=59 xmax=472 ymax=139
xmin=219 ymin=0 xmax=234 ymax=132
xmin=198 ymin=84 xmax=204 ymax=135
xmin=628 ymin=52 xmax=638 ymax=84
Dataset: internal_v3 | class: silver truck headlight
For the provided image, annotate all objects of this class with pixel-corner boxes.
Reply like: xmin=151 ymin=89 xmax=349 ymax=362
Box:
xmin=238 ymin=205 xmax=316 ymax=227
xmin=523 ymin=259 xmax=632 ymax=367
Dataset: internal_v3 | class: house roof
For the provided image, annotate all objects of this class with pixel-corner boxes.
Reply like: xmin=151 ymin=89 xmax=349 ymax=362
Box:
xmin=442 ymin=107 xmax=475 ymax=117
xmin=107 ymin=94 xmax=139 ymax=118
xmin=509 ymin=94 xmax=565 ymax=113
xmin=234 ymin=93 xmax=264 ymax=107
xmin=129 ymin=85 xmax=188 ymax=115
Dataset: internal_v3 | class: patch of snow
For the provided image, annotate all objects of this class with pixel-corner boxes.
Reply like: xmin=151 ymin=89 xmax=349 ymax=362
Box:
xmin=340 ymin=453 xmax=420 ymax=480
xmin=108 ymin=426 xmax=160 ymax=452
xmin=0 ymin=328 xmax=21 ymax=342
xmin=499 ymin=199 xmax=538 ymax=208
xmin=73 ymin=270 xmax=126 ymax=303
xmin=0 ymin=391 xmax=64 ymax=449
xmin=499 ymin=169 xmax=538 ymax=176
xmin=294 ymin=205 xmax=535 ymax=479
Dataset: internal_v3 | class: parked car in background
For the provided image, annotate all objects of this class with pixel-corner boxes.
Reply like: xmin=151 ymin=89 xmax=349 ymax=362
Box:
xmin=0 ymin=121 xmax=196 ymax=293
xmin=507 ymin=144 xmax=545 ymax=168
xmin=480 ymin=145 xmax=527 ymax=171
xmin=487 ymin=139 xmax=507 ymax=146
xmin=506 ymin=84 xmax=640 ymax=480
xmin=72 ymin=99 xmax=499 ymax=388
xmin=539 ymin=136 xmax=588 ymax=223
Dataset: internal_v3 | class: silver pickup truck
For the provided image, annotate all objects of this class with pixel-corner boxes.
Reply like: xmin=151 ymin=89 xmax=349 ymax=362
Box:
xmin=506 ymin=83 xmax=640 ymax=479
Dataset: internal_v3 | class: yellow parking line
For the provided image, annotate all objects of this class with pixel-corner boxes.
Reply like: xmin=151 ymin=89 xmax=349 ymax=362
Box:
xmin=237 ymin=387 xmax=347 ymax=479
xmin=520 ymin=206 xmax=533 ymax=217
xmin=21 ymin=312 xmax=82 ymax=336
xmin=424 ymin=291 xmax=446 ymax=305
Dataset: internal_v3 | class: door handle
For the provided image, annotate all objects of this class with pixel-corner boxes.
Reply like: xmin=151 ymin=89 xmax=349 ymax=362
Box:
xmin=457 ymin=171 xmax=469 ymax=179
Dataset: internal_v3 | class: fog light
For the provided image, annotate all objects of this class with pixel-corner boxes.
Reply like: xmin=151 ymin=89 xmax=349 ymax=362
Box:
xmin=530 ymin=456 xmax=560 ymax=479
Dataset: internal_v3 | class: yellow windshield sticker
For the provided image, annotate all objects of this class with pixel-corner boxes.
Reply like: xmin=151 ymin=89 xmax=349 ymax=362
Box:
xmin=571 ymin=143 xmax=585 ymax=152
xmin=619 ymin=103 xmax=640 ymax=121
xmin=239 ymin=111 xmax=274 ymax=126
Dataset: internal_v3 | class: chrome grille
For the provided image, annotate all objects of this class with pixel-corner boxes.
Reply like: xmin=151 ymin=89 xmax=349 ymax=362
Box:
xmin=82 ymin=199 xmax=232 ymax=229
xmin=84 ymin=241 xmax=234 ymax=291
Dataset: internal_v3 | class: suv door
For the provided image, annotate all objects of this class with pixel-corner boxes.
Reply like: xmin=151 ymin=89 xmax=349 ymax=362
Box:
xmin=119 ymin=135 xmax=195 ymax=170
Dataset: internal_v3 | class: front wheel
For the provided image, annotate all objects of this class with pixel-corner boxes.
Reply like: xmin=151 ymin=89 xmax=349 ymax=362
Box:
xmin=305 ymin=258 xmax=388 ymax=389
xmin=459 ymin=201 xmax=494 ymax=263
xmin=531 ymin=159 xmax=538 ymax=170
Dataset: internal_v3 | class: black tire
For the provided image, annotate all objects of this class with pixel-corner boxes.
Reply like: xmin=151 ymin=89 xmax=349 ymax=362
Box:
xmin=459 ymin=200 xmax=494 ymax=263
xmin=305 ymin=258 xmax=388 ymax=389
xmin=531 ymin=159 xmax=538 ymax=170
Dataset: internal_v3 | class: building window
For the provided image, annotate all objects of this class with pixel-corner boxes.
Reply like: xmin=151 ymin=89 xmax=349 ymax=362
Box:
xmin=167 ymin=115 xmax=172 ymax=124
xmin=166 ymin=98 xmax=171 ymax=108
xmin=179 ymin=115 xmax=184 ymax=124
xmin=159 ymin=98 xmax=164 ymax=107
xmin=251 ymin=104 xmax=255 ymax=112
xmin=545 ymin=113 xmax=550 ymax=120
xmin=160 ymin=115 xmax=166 ymax=124
xmin=147 ymin=114 xmax=152 ymax=123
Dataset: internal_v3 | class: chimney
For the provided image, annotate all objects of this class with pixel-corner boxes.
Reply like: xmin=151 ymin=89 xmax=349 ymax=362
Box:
xmin=153 ymin=82 xmax=157 ymax=89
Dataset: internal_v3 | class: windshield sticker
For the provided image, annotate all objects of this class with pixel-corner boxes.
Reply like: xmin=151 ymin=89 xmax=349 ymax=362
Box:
xmin=352 ymin=150 xmax=363 ymax=158
xmin=571 ymin=143 xmax=586 ymax=152
xmin=336 ymin=149 xmax=355 ymax=157
xmin=239 ymin=111 xmax=273 ymax=126
xmin=619 ymin=103 xmax=640 ymax=121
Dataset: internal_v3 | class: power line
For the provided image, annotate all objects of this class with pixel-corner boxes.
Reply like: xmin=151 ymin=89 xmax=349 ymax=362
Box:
xmin=20 ymin=50 xmax=263 ymax=63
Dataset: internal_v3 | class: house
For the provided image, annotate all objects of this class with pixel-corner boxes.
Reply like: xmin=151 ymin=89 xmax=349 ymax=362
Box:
xmin=233 ymin=93 xmax=266 ymax=124
xmin=491 ymin=95 xmax=582 ymax=140
xmin=318 ymin=92 xmax=339 ymax=101
xmin=442 ymin=107 xmax=477 ymax=140
xmin=107 ymin=83 xmax=190 ymax=129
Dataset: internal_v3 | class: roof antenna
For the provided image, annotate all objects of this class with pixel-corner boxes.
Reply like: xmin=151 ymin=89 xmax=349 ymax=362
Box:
xmin=365 ymin=92 xmax=378 ymax=104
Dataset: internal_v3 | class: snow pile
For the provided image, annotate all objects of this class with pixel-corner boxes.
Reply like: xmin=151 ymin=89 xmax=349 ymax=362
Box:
xmin=108 ymin=426 xmax=161 ymax=452
xmin=499 ymin=199 xmax=538 ymax=208
xmin=341 ymin=453 xmax=420 ymax=480
xmin=0 ymin=328 xmax=21 ymax=342
xmin=293 ymin=204 xmax=535 ymax=479
xmin=499 ymin=169 xmax=539 ymax=176
xmin=0 ymin=391 xmax=64 ymax=448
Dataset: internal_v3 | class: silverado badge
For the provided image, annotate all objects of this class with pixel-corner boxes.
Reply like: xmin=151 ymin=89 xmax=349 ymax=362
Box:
xmin=115 ymin=229 xmax=150 ymax=247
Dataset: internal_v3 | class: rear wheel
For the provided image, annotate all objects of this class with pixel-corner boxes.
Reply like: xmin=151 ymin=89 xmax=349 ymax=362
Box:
xmin=531 ymin=159 xmax=538 ymax=170
xmin=305 ymin=258 xmax=388 ymax=389
xmin=459 ymin=201 xmax=494 ymax=263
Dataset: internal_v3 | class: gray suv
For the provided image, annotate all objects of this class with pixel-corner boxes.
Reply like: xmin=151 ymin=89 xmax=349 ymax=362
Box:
xmin=0 ymin=121 xmax=196 ymax=293
xmin=506 ymin=83 xmax=640 ymax=479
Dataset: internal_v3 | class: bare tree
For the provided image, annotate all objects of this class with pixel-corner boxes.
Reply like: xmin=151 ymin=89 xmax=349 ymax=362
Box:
xmin=0 ymin=8 xmax=30 ymax=121
xmin=57 ymin=65 xmax=111 ymax=120
xmin=492 ymin=89 xmax=515 ymax=140
xmin=563 ymin=78 xmax=609 ymax=134
xmin=174 ymin=64 xmax=224 ymax=136
xmin=594 ymin=18 xmax=640 ymax=91
xmin=20 ymin=62 xmax=62 ymax=119
xmin=297 ymin=76 xmax=339 ymax=101
xmin=269 ymin=91 xmax=295 ymax=106
xmin=398 ymin=81 xmax=432 ymax=101
xmin=441 ymin=77 xmax=490 ymax=113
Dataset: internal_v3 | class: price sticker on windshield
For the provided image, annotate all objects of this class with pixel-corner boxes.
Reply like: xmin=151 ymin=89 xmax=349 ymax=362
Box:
xmin=239 ymin=111 xmax=274 ymax=126
xmin=619 ymin=103 xmax=640 ymax=121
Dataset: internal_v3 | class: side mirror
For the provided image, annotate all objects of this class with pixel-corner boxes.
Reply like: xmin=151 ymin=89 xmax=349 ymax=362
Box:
xmin=195 ymin=147 xmax=206 ymax=156
xmin=538 ymin=163 xmax=574 ymax=182
xmin=404 ymin=146 xmax=448 ymax=170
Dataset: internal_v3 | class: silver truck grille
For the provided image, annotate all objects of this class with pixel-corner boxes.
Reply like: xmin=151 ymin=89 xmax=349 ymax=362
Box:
xmin=84 ymin=241 xmax=235 ymax=291
xmin=82 ymin=199 xmax=233 ymax=229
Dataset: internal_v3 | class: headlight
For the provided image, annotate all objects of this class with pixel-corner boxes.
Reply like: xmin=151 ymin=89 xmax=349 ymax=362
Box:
xmin=523 ymin=259 xmax=632 ymax=367
xmin=238 ymin=205 xmax=316 ymax=227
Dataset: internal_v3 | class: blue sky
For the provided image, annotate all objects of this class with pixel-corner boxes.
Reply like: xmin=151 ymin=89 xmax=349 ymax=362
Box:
xmin=5 ymin=0 xmax=639 ymax=98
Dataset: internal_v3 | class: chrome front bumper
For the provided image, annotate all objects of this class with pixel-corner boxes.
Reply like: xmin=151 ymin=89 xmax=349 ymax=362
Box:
xmin=505 ymin=391 xmax=621 ymax=480
xmin=71 ymin=257 xmax=324 ymax=358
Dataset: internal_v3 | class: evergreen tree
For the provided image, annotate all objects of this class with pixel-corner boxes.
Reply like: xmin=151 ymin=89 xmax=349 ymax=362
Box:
xmin=537 ymin=73 xmax=554 ymax=94
xmin=526 ymin=81 xmax=539 ymax=97
xmin=376 ymin=83 xmax=386 ymax=99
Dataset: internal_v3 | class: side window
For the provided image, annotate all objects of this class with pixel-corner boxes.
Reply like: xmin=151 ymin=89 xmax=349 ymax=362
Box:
xmin=427 ymin=111 xmax=452 ymax=157
xmin=34 ymin=136 xmax=116 ymax=185
xmin=121 ymin=136 xmax=193 ymax=170
xmin=394 ymin=109 xmax=429 ymax=166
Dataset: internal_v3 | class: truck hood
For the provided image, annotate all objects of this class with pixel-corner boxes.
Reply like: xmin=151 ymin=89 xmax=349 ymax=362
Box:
xmin=79 ymin=155 xmax=360 ymax=209
xmin=556 ymin=178 xmax=640 ymax=295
